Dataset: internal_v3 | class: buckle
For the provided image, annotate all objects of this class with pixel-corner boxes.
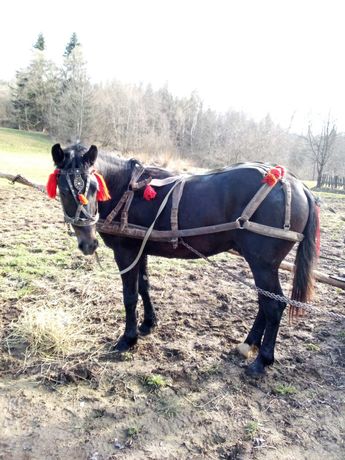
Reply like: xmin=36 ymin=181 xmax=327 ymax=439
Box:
xmin=236 ymin=217 xmax=247 ymax=229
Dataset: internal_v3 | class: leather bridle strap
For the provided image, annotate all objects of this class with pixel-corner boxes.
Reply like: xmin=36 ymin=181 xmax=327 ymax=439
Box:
xmin=61 ymin=170 xmax=99 ymax=226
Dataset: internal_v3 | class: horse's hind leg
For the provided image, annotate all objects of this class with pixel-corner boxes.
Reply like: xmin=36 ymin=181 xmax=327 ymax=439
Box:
xmin=138 ymin=255 xmax=157 ymax=335
xmin=245 ymin=263 xmax=286 ymax=376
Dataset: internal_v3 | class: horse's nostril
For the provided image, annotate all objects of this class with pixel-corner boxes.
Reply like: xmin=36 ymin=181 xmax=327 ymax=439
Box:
xmin=78 ymin=240 xmax=98 ymax=255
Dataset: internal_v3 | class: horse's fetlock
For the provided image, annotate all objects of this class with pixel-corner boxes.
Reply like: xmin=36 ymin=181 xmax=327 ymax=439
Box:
xmin=259 ymin=351 xmax=274 ymax=366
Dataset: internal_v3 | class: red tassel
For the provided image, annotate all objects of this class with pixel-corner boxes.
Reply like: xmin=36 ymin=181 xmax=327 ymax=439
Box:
xmin=78 ymin=194 xmax=89 ymax=205
xmin=143 ymin=185 xmax=157 ymax=201
xmin=94 ymin=172 xmax=111 ymax=201
xmin=262 ymin=165 xmax=285 ymax=187
xmin=46 ymin=169 xmax=60 ymax=198
xmin=262 ymin=172 xmax=278 ymax=187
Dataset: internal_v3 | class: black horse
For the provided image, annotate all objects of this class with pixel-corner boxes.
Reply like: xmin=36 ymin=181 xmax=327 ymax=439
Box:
xmin=49 ymin=143 xmax=319 ymax=377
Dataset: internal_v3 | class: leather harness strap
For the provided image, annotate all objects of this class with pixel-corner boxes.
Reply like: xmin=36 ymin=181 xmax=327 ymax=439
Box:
xmin=170 ymin=178 xmax=187 ymax=248
xmin=283 ymin=180 xmax=292 ymax=230
xmin=240 ymin=183 xmax=273 ymax=222
xmin=98 ymin=165 xmax=304 ymax=247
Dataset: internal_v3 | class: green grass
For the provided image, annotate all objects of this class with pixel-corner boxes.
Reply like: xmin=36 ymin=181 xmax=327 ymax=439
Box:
xmin=274 ymin=384 xmax=297 ymax=396
xmin=303 ymin=179 xmax=345 ymax=198
xmin=0 ymin=128 xmax=52 ymax=154
xmin=126 ymin=426 xmax=140 ymax=438
xmin=314 ymin=190 xmax=345 ymax=199
xmin=303 ymin=180 xmax=316 ymax=189
xmin=0 ymin=127 xmax=53 ymax=182
xmin=143 ymin=374 xmax=167 ymax=390
xmin=244 ymin=420 xmax=259 ymax=439
xmin=306 ymin=343 xmax=321 ymax=352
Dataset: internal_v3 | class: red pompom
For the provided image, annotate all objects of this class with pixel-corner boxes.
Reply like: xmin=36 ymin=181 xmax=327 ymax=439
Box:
xmin=46 ymin=169 xmax=60 ymax=198
xmin=143 ymin=185 xmax=157 ymax=201
xmin=275 ymin=166 xmax=285 ymax=178
xmin=262 ymin=165 xmax=285 ymax=187
xmin=94 ymin=172 xmax=111 ymax=201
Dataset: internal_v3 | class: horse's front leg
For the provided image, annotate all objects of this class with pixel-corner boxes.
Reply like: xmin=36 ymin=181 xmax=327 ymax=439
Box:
xmin=138 ymin=255 xmax=157 ymax=335
xmin=114 ymin=248 xmax=140 ymax=352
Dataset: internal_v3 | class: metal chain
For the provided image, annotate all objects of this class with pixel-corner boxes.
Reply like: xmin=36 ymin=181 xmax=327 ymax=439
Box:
xmin=180 ymin=239 xmax=345 ymax=320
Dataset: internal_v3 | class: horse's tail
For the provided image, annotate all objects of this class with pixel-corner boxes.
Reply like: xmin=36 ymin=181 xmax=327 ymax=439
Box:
xmin=290 ymin=189 xmax=320 ymax=319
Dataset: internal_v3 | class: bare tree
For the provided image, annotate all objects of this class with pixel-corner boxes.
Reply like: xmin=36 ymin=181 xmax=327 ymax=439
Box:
xmin=306 ymin=117 xmax=337 ymax=188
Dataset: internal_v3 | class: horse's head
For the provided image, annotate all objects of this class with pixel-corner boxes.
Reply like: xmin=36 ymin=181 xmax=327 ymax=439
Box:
xmin=49 ymin=143 xmax=110 ymax=256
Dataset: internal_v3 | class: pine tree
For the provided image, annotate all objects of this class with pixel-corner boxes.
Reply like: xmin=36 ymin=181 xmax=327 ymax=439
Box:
xmin=33 ymin=33 xmax=45 ymax=51
xmin=64 ymin=33 xmax=80 ymax=57
xmin=11 ymin=39 xmax=59 ymax=131
xmin=53 ymin=41 xmax=93 ymax=142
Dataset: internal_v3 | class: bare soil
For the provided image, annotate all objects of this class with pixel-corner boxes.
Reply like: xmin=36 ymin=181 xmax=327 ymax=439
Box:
xmin=0 ymin=183 xmax=344 ymax=460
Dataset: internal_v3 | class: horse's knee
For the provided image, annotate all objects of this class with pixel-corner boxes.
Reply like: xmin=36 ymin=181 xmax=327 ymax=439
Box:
xmin=139 ymin=275 xmax=149 ymax=292
xmin=124 ymin=292 xmax=139 ymax=307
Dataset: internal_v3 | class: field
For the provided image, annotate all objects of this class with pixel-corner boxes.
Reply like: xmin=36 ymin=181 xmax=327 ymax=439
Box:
xmin=0 ymin=130 xmax=345 ymax=459
xmin=0 ymin=128 xmax=52 ymax=182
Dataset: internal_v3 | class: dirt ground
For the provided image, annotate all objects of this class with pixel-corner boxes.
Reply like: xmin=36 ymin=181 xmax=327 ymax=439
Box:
xmin=0 ymin=182 xmax=344 ymax=460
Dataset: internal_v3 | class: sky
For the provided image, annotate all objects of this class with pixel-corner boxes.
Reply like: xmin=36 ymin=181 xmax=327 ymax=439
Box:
xmin=1 ymin=0 xmax=345 ymax=133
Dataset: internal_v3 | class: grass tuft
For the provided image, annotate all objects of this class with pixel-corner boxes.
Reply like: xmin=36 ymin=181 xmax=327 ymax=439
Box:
xmin=143 ymin=374 xmax=167 ymax=390
xmin=5 ymin=306 xmax=89 ymax=358
xmin=306 ymin=343 xmax=320 ymax=352
xmin=244 ymin=420 xmax=259 ymax=439
xmin=274 ymin=383 xmax=297 ymax=396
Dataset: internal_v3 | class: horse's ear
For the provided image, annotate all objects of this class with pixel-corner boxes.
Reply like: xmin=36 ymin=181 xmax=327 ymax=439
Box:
xmin=84 ymin=145 xmax=98 ymax=166
xmin=51 ymin=144 xmax=64 ymax=166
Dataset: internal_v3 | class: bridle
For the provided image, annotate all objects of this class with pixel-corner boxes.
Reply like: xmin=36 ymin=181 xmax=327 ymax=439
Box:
xmin=59 ymin=166 xmax=99 ymax=227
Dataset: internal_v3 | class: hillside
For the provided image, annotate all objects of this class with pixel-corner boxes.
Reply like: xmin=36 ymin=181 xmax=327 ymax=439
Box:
xmin=0 ymin=128 xmax=52 ymax=182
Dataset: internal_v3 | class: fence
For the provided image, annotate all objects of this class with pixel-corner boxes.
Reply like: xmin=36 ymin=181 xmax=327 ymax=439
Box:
xmin=320 ymin=174 xmax=345 ymax=191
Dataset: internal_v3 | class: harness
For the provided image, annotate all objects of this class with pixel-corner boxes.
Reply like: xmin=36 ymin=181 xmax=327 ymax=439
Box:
xmin=96 ymin=163 xmax=304 ymax=246
xmin=59 ymin=163 xmax=99 ymax=227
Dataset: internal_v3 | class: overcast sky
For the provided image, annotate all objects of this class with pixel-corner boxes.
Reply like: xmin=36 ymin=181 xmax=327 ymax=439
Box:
xmin=1 ymin=0 xmax=344 ymax=133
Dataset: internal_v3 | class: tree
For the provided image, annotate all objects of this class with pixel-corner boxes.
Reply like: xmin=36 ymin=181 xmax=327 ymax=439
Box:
xmin=0 ymin=80 xmax=15 ymax=127
xmin=33 ymin=33 xmax=45 ymax=51
xmin=53 ymin=42 xmax=93 ymax=142
xmin=306 ymin=117 xmax=337 ymax=187
xmin=64 ymin=33 xmax=80 ymax=57
xmin=11 ymin=48 xmax=59 ymax=131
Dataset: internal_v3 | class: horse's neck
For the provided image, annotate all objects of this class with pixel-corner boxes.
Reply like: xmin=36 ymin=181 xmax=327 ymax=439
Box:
xmin=95 ymin=153 xmax=130 ymax=200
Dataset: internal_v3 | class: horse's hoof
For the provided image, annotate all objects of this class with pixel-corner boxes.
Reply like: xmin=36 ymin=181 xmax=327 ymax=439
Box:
xmin=237 ymin=343 xmax=251 ymax=358
xmin=139 ymin=320 xmax=157 ymax=336
xmin=114 ymin=335 xmax=138 ymax=352
xmin=245 ymin=360 xmax=266 ymax=378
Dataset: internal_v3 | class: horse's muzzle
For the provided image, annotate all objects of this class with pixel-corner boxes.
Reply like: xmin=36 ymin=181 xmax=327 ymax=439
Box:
xmin=78 ymin=239 xmax=99 ymax=255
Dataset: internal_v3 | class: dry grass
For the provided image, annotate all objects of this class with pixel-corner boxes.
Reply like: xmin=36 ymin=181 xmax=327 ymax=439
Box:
xmin=5 ymin=305 xmax=94 ymax=360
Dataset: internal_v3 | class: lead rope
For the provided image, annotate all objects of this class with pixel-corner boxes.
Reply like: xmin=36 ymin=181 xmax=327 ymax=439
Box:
xmin=119 ymin=179 xmax=183 ymax=275
xmin=179 ymin=239 xmax=345 ymax=320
